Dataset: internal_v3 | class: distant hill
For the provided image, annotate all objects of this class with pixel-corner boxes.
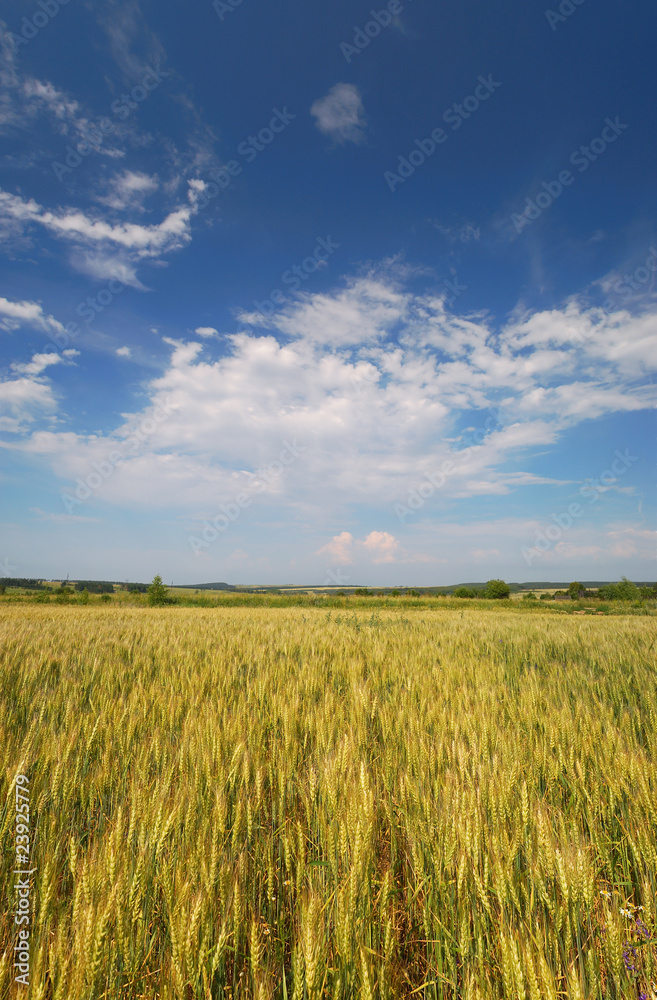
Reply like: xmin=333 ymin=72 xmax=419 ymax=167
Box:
xmin=517 ymin=580 xmax=653 ymax=589
xmin=176 ymin=582 xmax=236 ymax=591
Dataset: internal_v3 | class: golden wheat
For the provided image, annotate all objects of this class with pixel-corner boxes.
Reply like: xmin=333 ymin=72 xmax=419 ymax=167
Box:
xmin=1 ymin=605 xmax=656 ymax=999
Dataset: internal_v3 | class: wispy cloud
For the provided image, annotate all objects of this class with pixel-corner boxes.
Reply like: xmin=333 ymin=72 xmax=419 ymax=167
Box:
xmin=0 ymin=183 xmax=205 ymax=284
xmin=95 ymin=170 xmax=159 ymax=212
xmin=311 ymin=83 xmax=367 ymax=145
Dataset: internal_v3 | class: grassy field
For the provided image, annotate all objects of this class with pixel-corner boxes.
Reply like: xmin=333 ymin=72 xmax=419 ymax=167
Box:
xmin=1 ymin=605 xmax=656 ymax=999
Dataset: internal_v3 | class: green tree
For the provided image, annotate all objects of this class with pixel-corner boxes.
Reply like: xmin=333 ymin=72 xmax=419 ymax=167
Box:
xmin=523 ymin=592 xmax=537 ymax=600
xmin=79 ymin=589 xmax=90 ymax=605
xmin=598 ymin=577 xmax=639 ymax=601
xmin=616 ymin=576 xmax=639 ymax=600
xmin=148 ymin=574 xmax=171 ymax=606
xmin=568 ymin=581 xmax=584 ymax=599
xmin=485 ymin=579 xmax=510 ymax=599
xmin=454 ymin=587 xmax=476 ymax=598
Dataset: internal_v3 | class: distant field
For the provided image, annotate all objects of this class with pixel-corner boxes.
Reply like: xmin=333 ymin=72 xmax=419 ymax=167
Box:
xmin=2 ymin=585 xmax=656 ymax=617
xmin=1 ymin=605 xmax=655 ymax=999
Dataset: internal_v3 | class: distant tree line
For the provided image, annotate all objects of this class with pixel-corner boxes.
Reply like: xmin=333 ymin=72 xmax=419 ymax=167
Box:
xmin=597 ymin=577 xmax=656 ymax=600
xmin=453 ymin=580 xmax=511 ymax=599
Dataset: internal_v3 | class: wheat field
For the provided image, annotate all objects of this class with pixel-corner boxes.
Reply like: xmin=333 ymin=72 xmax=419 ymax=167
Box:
xmin=1 ymin=605 xmax=656 ymax=999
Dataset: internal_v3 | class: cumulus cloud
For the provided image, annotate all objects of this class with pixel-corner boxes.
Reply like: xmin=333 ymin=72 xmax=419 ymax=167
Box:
xmin=116 ymin=346 xmax=132 ymax=358
xmin=194 ymin=326 xmax=218 ymax=338
xmin=316 ymin=531 xmax=355 ymax=564
xmin=316 ymin=530 xmax=429 ymax=566
xmin=362 ymin=530 xmax=402 ymax=563
xmin=310 ymin=83 xmax=367 ymax=144
xmin=8 ymin=266 xmax=656 ymax=528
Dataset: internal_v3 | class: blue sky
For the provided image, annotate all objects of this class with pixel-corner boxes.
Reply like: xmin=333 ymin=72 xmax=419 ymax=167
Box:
xmin=0 ymin=0 xmax=655 ymax=585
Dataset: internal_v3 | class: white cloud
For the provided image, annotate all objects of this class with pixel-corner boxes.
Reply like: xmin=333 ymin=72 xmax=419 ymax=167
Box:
xmin=116 ymin=346 xmax=132 ymax=358
xmin=11 ymin=352 xmax=64 ymax=376
xmin=96 ymin=171 xmax=159 ymax=212
xmin=9 ymin=266 xmax=656 ymax=522
xmin=0 ymin=377 xmax=57 ymax=433
xmin=194 ymin=326 xmax=218 ymax=338
xmin=310 ymin=83 xmax=366 ymax=144
xmin=0 ymin=296 xmax=65 ymax=336
xmin=316 ymin=531 xmax=355 ymax=564
xmin=604 ymin=526 xmax=657 ymax=559
xmin=362 ymin=530 xmax=401 ymax=563
xmin=316 ymin=530 xmax=431 ymax=566
xmin=0 ymin=53 xmax=126 ymax=159
xmin=0 ymin=183 xmax=203 ymax=285
xmin=21 ymin=79 xmax=81 ymax=122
